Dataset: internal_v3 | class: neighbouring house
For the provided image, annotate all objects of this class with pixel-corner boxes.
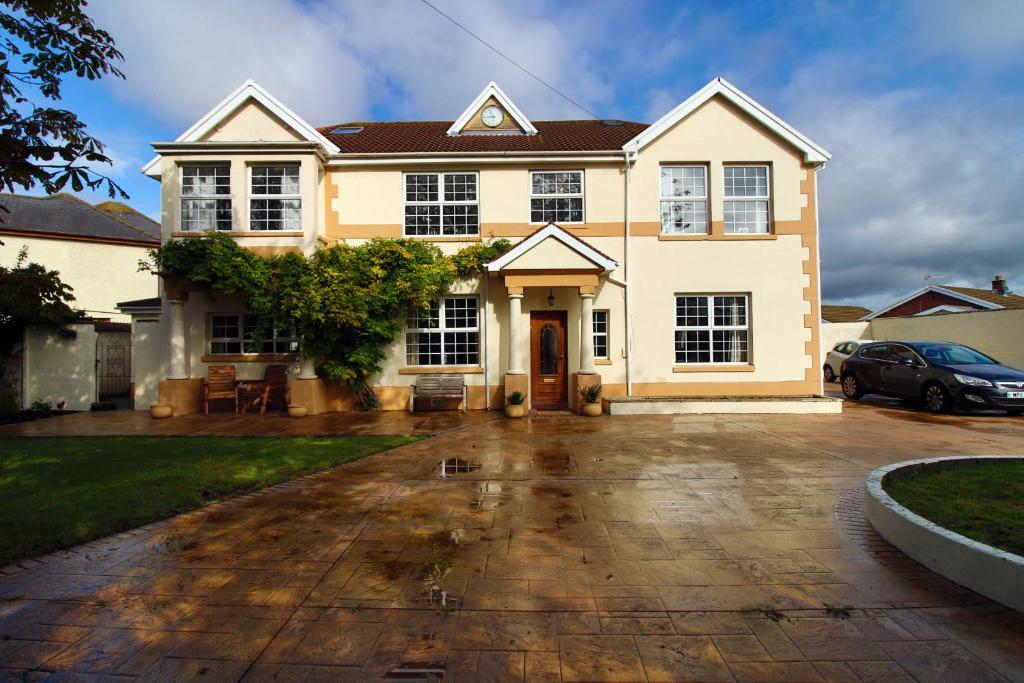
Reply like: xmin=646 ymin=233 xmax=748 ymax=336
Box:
xmin=0 ymin=193 xmax=160 ymax=411
xmin=129 ymin=77 xmax=833 ymax=415
xmin=864 ymin=276 xmax=1024 ymax=319
xmin=821 ymin=305 xmax=871 ymax=323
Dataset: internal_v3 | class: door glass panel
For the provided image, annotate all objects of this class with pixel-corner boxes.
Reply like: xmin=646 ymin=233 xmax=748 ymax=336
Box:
xmin=540 ymin=323 xmax=558 ymax=375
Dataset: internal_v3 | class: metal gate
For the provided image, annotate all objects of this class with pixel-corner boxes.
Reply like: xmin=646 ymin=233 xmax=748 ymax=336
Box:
xmin=96 ymin=331 xmax=132 ymax=402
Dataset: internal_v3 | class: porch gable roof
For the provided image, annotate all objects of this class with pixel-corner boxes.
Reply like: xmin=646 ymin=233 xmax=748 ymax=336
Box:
xmin=485 ymin=223 xmax=618 ymax=274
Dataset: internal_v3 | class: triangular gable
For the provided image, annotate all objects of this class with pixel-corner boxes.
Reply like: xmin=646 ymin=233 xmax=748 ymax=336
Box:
xmin=486 ymin=223 xmax=617 ymax=273
xmin=863 ymin=285 xmax=1004 ymax=320
xmin=142 ymin=80 xmax=339 ymax=177
xmin=447 ymin=81 xmax=537 ymax=136
xmin=624 ymin=77 xmax=830 ymax=164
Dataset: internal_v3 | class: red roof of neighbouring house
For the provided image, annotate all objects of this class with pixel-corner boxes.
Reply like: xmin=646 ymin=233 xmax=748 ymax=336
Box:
xmin=821 ymin=305 xmax=871 ymax=322
xmin=317 ymin=120 xmax=649 ymax=154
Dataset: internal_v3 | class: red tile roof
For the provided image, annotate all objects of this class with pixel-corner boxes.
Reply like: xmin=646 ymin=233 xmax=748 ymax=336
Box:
xmin=317 ymin=120 xmax=649 ymax=154
xmin=820 ymin=305 xmax=871 ymax=322
xmin=942 ymin=285 xmax=1024 ymax=310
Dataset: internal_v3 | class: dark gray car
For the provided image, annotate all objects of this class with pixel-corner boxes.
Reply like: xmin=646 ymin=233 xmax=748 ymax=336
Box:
xmin=840 ymin=341 xmax=1024 ymax=415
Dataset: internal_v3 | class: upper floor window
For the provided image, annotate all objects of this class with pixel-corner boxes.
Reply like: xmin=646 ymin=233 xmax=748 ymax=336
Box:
xmin=250 ymin=165 xmax=301 ymax=231
xmin=404 ymin=172 xmax=479 ymax=237
xmin=593 ymin=310 xmax=609 ymax=360
xmin=209 ymin=313 xmax=298 ymax=355
xmin=530 ymin=171 xmax=583 ymax=223
xmin=660 ymin=166 xmax=707 ymax=234
xmin=674 ymin=294 xmax=749 ymax=364
xmin=406 ymin=296 xmax=480 ymax=366
xmin=724 ymin=166 xmax=770 ymax=234
xmin=181 ymin=165 xmax=231 ymax=232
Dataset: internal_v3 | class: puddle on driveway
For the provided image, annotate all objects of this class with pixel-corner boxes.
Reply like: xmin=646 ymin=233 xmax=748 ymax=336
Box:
xmin=439 ymin=458 xmax=481 ymax=478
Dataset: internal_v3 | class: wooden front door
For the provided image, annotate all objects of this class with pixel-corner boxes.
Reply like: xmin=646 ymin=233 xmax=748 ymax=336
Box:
xmin=530 ymin=311 xmax=569 ymax=410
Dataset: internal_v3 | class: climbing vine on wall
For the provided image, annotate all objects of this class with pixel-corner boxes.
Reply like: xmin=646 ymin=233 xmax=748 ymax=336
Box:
xmin=142 ymin=233 xmax=511 ymax=407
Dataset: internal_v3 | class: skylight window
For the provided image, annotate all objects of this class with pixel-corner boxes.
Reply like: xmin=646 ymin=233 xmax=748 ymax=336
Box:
xmin=330 ymin=126 xmax=363 ymax=135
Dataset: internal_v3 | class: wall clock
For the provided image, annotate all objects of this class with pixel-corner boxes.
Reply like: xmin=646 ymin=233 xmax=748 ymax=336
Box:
xmin=481 ymin=105 xmax=504 ymax=128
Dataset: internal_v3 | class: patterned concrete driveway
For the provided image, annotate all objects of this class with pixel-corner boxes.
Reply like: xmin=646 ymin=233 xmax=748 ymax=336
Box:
xmin=1 ymin=400 xmax=1023 ymax=681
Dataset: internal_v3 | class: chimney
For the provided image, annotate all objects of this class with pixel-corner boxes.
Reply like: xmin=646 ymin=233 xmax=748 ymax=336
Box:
xmin=992 ymin=275 xmax=1008 ymax=295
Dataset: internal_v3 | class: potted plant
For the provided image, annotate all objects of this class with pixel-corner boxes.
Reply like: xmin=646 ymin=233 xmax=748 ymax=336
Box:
xmin=578 ymin=384 xmax=603 ymax=416
xmin=505 ymin=391 xmax=527 ymax=418
xmin=288 ymin=403 xmax=309 ymax=418
xmin=150 ymin=403 xmax=173 ymax=419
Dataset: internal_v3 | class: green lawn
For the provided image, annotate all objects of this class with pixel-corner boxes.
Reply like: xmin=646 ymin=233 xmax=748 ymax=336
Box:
xmin=0 ymin=435 xmax=421 ymax=566
xmin=885 ymin=459 xmax=1024 ymax=557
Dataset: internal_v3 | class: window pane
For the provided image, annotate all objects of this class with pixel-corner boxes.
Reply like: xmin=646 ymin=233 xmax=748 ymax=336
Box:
xmin=660 ymin=167 xmax=706 ymax=199
xmin=530 ymin=197 xmax=583 ymax=223
xmin=724 ymin=200 xmax=769 ymax=234
xmin=593 ymin=310 xmax=608 ymax=359
xmin=407 ymin=302 xmax=440 ymax=329
xmin=182 ymin=166 xmax=230 ymax=196
xmin=724 ymin=166 xmax=768 ymax=197
xmin=251 ymin=165 xmax=300 ymax=195
xmin=250 ymin=198 xmax=301 ymax=231
xmin=713 ymin=296 xmax=747 ymax=326
xmin=675 ymin=297 xmax=708 ymax=327
xmin=404 ymin=205 xmax=441 ymax=235
xmin=531 ymin=171 xmax=582 ymax=196
xmin=441 ymin=205 xmax=479 ymax=235
xmin=406 ymin=332 xmax=442 ymax=365
xmin=661 ymin=200 xmax=707 ymax=234
xmin=182 ymin=198 xmax=232 ymax=231
xmin=675 ymin=330 xmax=710 ymax=363
xmin=712 ymin=330 xmax=748 ymax=363
xmin=444 ymin=174 xmax=477 ymax=202
xmin=406 ymin=174 xmax=438 ymax=202
xmin=444 ymin=297 xmax=478 ymax=328
xmin=443 ymin=331 xmax=479 ymax=365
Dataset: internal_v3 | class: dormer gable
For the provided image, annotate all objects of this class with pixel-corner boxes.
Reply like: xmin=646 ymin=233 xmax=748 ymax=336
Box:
xmin=447 ymin=81 xmax=538 ymax=136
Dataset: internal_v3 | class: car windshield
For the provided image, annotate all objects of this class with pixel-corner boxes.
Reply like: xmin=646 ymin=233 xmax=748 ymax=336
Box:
xmin=914 ymin=343 xmax=995 ymax=365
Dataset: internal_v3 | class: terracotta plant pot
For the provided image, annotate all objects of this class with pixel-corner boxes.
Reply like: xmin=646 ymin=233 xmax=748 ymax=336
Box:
xmin=150 ymin=404 xmax=173 ymax=419
xmin=288 ymin=404 xmax=309 ymax=418
xmin=505 ymin=403 xmax=526 ymax=418
xmin=580 ymin=402 xmax=602 ymax=417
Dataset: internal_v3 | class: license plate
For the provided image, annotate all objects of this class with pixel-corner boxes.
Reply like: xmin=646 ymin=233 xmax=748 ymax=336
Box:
xmin=1008 ymin=391 xmax=1024 ymax=399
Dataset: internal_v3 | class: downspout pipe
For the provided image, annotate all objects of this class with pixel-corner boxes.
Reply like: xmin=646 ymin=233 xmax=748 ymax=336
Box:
xmin=623 ymin=147 xmax=636 ymax=397
xmin=483 ymin=274 xmax=491 ymax=411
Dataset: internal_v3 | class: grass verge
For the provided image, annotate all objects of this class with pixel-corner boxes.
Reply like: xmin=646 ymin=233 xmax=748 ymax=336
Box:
xmin=0 ymin=435 xmax=421 ymax=566
xmin=885 ymin=459 xmax=1024 ymax=557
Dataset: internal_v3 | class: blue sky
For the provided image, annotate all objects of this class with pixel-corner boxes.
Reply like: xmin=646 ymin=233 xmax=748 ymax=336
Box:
xmin=41 ymin=0 xmax=1024 ymax=306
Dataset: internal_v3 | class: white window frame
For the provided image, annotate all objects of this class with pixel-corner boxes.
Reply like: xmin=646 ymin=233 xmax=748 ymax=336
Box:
xmin=405 ymin=296 xmax=481 ymax=366
xmin=402 ymin=172 xmax=480 ymax=237
xmin=207 ymin=313 xmax=299 ymax=356
xmin=673 ymin=294 xmax=750 ymax=365
xmin=180 ymin=164 xmax=231 ymax=232
xmin=593 ymin=309 xmax=609 ymax=360
xmin=659 ymin=165 xmax=708 ymax=235
xmin=529 ymin=170 xmax=585 ymax=224
xmin=723 ymin=165 xmax=771 ymax=234
xmin=248 ymin=164 xmax=302 ymax=232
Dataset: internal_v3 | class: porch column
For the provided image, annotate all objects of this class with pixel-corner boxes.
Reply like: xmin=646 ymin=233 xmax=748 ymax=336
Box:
xmin=579 ymin=292 xmax=596 ymax=374
xmin=168 ymin=299 xmax=187 ymax=379
xmin=507 ymin=292 xmax=524 ymax=374
xmin=298 ymin=354 xmax=317 ymax=380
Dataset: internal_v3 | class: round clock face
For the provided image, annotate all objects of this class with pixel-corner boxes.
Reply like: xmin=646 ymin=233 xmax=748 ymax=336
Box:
xmin=481 ymin=105 xmax=504 ymax=128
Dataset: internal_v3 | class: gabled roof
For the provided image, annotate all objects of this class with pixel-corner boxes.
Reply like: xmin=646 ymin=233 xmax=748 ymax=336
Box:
xmin=142 ymin=80 xmax=339 ymax=177
xmin=116 ymin=296 xmax=161 ymax=314
xmin=863 ymin=284 xmax=1024 ymax=320
xmin=486 ymin=222 xmax=618 ymax=273
xmin=622 ymin=77 xmax=831 ymax=164
xmin=447 ymin=81 xmax=537 ymax=136
xmin=94 ymin=201 xmax=161 ymax=241
xmin=0 ymin=193 xmax=159 ymax=245
xmin=821 ymin=305 xmax=871 ymax=323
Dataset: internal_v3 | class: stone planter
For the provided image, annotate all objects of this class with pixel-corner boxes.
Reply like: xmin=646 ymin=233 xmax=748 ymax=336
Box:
xmin=150 ymin=404 xmax=173 ymax=419
xmin=505 ymin=404 xmax=526 ymax=418
xmin=288 ymin=404 xmax=309 ymax=418
xmin=580 ymin=402 xmax=602 ymax=417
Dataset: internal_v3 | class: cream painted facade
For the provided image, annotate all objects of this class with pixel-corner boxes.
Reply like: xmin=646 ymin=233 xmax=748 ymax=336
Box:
xmin=136 ymin=78 xmax=831 ymax=413
xmin=3 ymin=236 xmax=157 ymax=322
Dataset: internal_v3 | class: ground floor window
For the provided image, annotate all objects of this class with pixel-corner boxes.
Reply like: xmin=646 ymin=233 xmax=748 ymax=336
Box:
xmin=674 ymin=294 xmax=749 ymax=364
xmin=406 ymin=296 xmax=480 ymax=365
xmin=209 ymin=314 xmax=298 ymax=355
xmin=593 ymin=310 xmax=608 ymax=359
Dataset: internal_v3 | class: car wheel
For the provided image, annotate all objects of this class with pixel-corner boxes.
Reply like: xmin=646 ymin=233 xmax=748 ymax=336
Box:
xmin=841 ymin=373 xmax=863 ymax=399
xmin=923 ymin=383 xmax=953 ymax=414
xmin=823 ymin=365 xmax=835 ymax=383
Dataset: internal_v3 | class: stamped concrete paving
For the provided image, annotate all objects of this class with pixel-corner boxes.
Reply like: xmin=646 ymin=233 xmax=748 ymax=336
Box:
xmin=1 ymin=400 xmax=1023 ymax=681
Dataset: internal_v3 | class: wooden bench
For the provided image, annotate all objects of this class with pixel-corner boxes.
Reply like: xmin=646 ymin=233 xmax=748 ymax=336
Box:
xmin=409 ymin=374 xmax=467 ymax=413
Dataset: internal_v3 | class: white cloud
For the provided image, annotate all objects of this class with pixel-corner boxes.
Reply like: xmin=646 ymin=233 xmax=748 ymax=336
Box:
xmin=908 ymin=0 xmax=1024 ymax=65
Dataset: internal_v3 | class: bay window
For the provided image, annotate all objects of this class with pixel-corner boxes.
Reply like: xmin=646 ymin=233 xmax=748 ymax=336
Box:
xmin=406 ymin=297 xmax=480 ymax=365
xmin=530 ymin=171 xmax=583 ymax=223
xmin=660 ymin=166 xmax=708 ymax=234
xmin=181 ymin=165 xmax=231 ymax=231
xmin=674 ymin=295 xmax=749 ymax=364
xmin=404 ymin=172 xmax=479 ymax=237
xmin=250 ymin=165 xmax=301 ymax=231
xmin=724 ymin=166 xmax=770 ymax=234
xmin=209 ymin=314 xmax=298 ymax=355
